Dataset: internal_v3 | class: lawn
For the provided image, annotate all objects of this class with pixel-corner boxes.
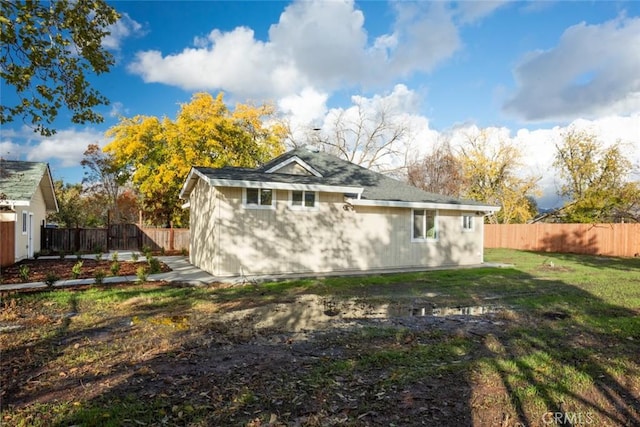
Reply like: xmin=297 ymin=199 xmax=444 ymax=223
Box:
xmin=1 ymin=249 xmax=639 ymax=426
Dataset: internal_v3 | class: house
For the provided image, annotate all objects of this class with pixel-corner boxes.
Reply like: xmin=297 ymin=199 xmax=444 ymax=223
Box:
xmin=0 ymin=160 xmax=58 ymax=265
xmin=179 ymin=148 xmax=499 ymax=277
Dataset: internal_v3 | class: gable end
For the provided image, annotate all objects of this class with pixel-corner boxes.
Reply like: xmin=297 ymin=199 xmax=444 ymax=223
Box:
xmin=264 ymin=156 xmax=323 ymax=177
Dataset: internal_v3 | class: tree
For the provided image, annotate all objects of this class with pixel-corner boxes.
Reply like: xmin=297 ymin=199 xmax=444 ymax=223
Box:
xmin=407 ymin=137 xmax=465 ymax=197
xmin=104 ymin=92 xmax=286 ymax=226
xmin=1 ymin=0 xmax=119 ymax=136
xmin=303 ymin=96 xmax=414 ymax=174
xmin=554 ymin=129 xmax=638 ymax=222
xmin=81 ymin=143 xmax=128 ymax=223
xmin=457 ymin=129 xmax=540 ymax=224
xmin=47 ymin=180 xmax=86 ymax=228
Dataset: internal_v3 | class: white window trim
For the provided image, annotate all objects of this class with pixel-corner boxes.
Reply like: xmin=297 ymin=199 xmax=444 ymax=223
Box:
xmin=411 ymin=209 xmax=438 ymax=242
xmin=242 ymin=188 xmax=276 ymax=210
xmin=21 ymin=211 xmax=28 ymax=235
xmin=462 ymin=214 xmax=474 ymax=232
xmin=289 ymin=190 xmax=319 ymax=211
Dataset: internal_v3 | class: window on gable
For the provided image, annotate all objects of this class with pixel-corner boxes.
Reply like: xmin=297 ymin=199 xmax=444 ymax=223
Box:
xmin=462 ymin=215 xmax=474 ymax=231
xmin=412 ymin=209 xmax=437 ymax=240
xmin=291 ymin=190 xmax=316 ymax=209
xmin=245 ymin=188 xmax=273 ymax=208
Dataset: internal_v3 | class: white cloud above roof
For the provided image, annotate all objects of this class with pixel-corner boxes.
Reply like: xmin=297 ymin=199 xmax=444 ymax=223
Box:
xmin=126 ymin=0 xmax=478 ymax=99
xmin=504 ymin=16 xmax=640 ymax=122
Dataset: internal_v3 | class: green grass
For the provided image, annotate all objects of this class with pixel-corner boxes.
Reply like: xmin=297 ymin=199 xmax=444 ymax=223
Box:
xmin=2 ymin=249 xmax=639 ymax=426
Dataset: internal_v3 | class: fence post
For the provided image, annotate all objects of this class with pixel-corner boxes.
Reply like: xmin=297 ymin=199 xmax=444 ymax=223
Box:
xmin=41 ymin=220 xmax=45 ymax=252
xmin=169 ymin=221 xmax=174 ymax=251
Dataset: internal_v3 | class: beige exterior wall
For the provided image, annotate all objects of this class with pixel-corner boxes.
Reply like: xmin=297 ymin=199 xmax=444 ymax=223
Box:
xmin=274 ymin=162 xmax=312 ymax=175
xmin=13 ymin=181 xmax=48 ymax=261
xmin=189 ymin=180 xmax=486 ymax=276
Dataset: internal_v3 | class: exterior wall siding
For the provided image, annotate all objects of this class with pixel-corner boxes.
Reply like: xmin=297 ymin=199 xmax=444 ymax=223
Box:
xmin=189 ymin=178 xmax=220 ymax=275
xmin=190 ymin=183 xmax=485 ymax=277
xmin=13 ymin=182 xmax=48 ymax=261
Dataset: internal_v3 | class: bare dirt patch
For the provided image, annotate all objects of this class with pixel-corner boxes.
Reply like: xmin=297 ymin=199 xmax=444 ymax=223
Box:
xmin=2 ymin=268 xmax=639 ymax=427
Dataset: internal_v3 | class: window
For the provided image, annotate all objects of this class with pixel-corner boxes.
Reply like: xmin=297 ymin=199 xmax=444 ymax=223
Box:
xmin=412 ymin=209 xmax=437 ymax=240
xmin=244 ymin=188 xmax=274 ymax=208
xmin=462 ymin=215 xmax=474 ymax=231
xmin=22 ymin=212 xmax=28 ymax=234
xmin=290 ymin=190 xmax=317 ymax=209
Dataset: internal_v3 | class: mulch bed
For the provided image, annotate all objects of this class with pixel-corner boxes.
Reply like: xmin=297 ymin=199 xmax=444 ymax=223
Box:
xmin=0 ymin=258 xmax=171 ymax=285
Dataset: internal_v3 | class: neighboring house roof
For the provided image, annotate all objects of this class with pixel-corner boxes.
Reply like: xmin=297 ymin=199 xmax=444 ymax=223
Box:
xmin=0 ymin=160 xmax=58 ymax=212
xmin=180 ymin=148 xmax=499 ymax=212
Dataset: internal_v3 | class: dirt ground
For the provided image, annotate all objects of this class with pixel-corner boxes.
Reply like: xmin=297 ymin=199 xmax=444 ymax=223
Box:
xmin=2 ymin=263 xmax=638 ymax=426
xmin=1 ymin=286 xmax=533 ymax=426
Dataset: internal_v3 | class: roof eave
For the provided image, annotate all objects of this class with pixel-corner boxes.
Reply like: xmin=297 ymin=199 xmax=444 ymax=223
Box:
xmin=348 ymin=198 xmax=500 ymax=213
xmin=0 ymin=200 xmax=30 ymax=208
xmin=208 ymin=178 xmax=363 ymax=195
xmin=179 ymin=167 xmax=210 ymax=199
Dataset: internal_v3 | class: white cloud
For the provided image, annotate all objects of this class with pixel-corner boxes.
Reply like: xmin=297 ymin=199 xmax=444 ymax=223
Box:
xmin=454 ymin=0 xmax=509 ymax=25
xmin=103 ymin=13 xmax=145 ymax=50
xmin=444 ymin=114 xmax=640 ymax=209
xmin=127 ymin=0 xmax=492 ymax=100
xmin=109 ymin=102 xmax=128 ymax=118
xmin=278 ymin=87 xmax=329 ymax=145
xmin=504 ymin=16 xmax=640 ymax=122
xmin=3 ymin=127 xmax=106 ymax=168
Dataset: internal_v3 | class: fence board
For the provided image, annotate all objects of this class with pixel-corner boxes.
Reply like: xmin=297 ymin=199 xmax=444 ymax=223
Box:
xmin=485 ymin=223 xmax=640 ymax=257
xmin=141 ymin=228 xmax=189 ymax=252
xmin=1 ymin=221 xmax=15 ymax=267
xmin=41 ymin=225 xmax=189 ymax=253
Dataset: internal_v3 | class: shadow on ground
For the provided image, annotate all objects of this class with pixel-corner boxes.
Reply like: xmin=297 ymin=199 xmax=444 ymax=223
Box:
xmin=1 ymin=257 xmax=639 ymax=426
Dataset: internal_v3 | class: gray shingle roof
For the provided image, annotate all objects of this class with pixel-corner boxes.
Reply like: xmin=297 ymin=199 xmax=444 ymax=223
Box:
xmin=192 ymin=148 xmax=492 ymax=208
xmin=0 ymin=160 xmax=58 ymax=211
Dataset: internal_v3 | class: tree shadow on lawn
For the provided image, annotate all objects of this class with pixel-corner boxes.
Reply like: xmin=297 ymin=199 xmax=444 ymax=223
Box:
xmin=2 ymin=265 xmax=639 ymax=426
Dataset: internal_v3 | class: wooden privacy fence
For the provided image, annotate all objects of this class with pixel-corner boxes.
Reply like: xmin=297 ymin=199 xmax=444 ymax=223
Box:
xmin=41 ymin=225 xmax=190 ymax=253
xmin=0 ymin=221 xmax=15 ymax=267
xmin=484 ymin=223 xmax=640 ymax=257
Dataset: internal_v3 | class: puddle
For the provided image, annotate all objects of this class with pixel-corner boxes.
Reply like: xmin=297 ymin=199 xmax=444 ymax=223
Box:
xmin=389 ymin=304 xmax=504 ymax=317
xmin=216 ymin=295 xmax=508 ymax=336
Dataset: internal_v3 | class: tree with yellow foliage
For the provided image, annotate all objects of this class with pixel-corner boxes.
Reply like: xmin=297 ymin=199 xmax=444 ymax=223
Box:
xmin=104 ymin=93 xmax=286 ymax=226
xmin=457 ymin=129 xmax=540 ymax=224
xmin=554 ymin=129 xmax=638 ymax=223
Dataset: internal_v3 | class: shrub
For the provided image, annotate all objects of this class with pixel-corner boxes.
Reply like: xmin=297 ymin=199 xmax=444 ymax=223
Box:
xmin=131 ymin=252 xmax=139 ymax=262
xmin=44 ymin=272 xmax=60 ymax=288
xmin=71 ymin=261 xmax=83 ymax=279
xmin=19 ymin=265 xmax=30 ymax=282
xmin=95 ymin=252 xmax=103 ymax=262
xmin=110 ymin=261 xmax=121 ymax=276
xmin=94 ymin=269 xmax=106 ymax=286
xmin=148 ymin=257 xmax=161 ymax=274
xmin=59 ymin=250 xmax=66 ymax=260
xmin=136 ymin=266 xmax=148 ymax=283
xmin=33 ymin=251 xmax=41 ymax=259
xmin=111 ymin=251 xmax=119 ymax=262
xmin=75 ymin=252 xmax=82 ymax=260
xmin=160 ymin=246 xmax=166 ymax=255
xmin=180 ymin=248 xmax=188 ymax=256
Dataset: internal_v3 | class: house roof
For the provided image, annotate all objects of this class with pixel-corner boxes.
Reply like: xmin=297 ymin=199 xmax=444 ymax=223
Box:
xmin=180 ymin=148 xmax=499 ymax=212
xmin=0 ymin=160 xmax=58 ymax=212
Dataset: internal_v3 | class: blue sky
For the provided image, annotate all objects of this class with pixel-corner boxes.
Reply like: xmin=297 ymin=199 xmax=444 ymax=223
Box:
xmin=2 ymin=0 xmax=639 ymax=209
